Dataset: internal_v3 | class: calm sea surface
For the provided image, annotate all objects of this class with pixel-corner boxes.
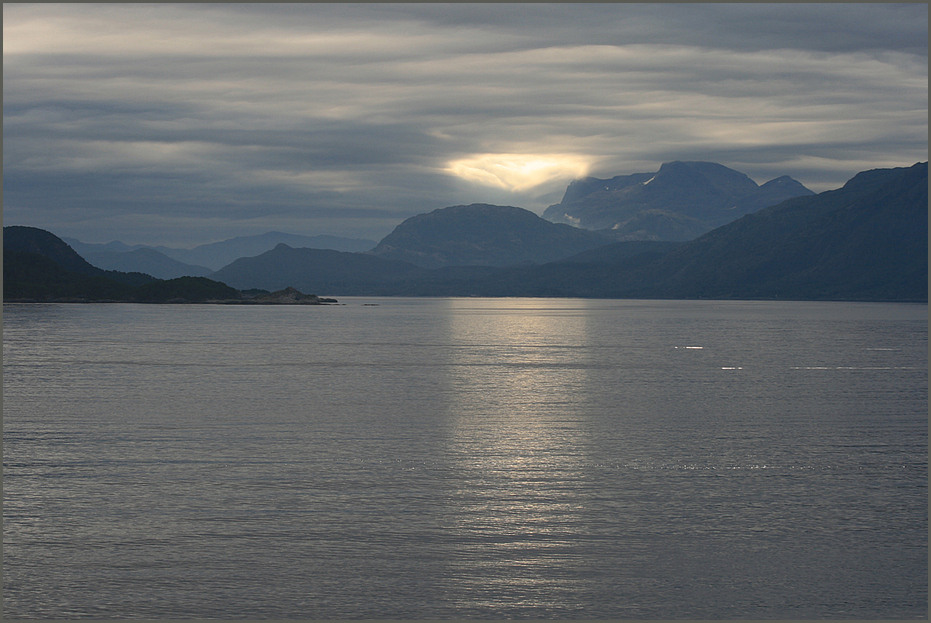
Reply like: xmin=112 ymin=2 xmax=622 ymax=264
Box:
xmin=3 ymin=298 xmax=927 ymax=619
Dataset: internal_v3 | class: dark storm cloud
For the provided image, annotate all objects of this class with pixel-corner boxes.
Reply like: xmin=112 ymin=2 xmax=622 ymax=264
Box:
xmin=3 ymin=3 xmax=926 ymax=246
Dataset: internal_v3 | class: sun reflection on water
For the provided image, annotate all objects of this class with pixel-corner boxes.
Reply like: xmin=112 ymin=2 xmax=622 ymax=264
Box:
xmin=434 ymin=298 xmax=606 ymax=613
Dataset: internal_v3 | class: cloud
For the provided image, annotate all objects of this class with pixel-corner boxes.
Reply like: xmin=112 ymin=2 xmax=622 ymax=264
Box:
xmin=2 ymin=3 xmax=926 ymax=246
xmin=445 ymin=154 xmax=591 ymax=192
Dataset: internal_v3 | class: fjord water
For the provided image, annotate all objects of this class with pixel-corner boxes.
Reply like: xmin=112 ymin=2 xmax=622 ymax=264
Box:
xmin=3 ymin=298 xmax=927 ymax=619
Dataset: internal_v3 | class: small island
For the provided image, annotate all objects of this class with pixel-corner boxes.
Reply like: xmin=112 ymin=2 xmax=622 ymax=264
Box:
xmin=235 ymin=287 xmax=338 ymax=305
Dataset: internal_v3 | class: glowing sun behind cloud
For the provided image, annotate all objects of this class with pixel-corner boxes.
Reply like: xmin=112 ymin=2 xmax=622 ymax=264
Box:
xmin=445 ymin=153 xmax=591 ymax=192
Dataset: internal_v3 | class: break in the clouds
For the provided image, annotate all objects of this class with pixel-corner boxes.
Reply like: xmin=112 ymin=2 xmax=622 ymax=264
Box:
xmin=3 ymin=3 xmax=927 ymax=246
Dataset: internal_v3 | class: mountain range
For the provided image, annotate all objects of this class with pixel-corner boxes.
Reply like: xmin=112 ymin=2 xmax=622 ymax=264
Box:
xmin=3 ymin=227 xmax=333 ymax=304
xmin=498 ymin=161 xmax=928 ymax=300
xmin=209 ymin=162 xmax=929 ymax=301
xmin=60 ymin=161 xmax=807 ymax=278
xmin=543 ymin=160 xmax=814 ymax=240
xmin=6 ymin=161 xmax=927 ymax=303
xmin=63 ymin=231 xmax=378 ymax=276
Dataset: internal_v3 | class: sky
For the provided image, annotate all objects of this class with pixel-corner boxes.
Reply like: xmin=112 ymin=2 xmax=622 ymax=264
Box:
xmin=3 ymin=3 xmax=928 ymax=247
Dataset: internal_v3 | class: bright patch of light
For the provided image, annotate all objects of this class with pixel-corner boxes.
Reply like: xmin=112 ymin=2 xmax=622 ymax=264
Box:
xmin=445 ymin=153 xmax=590 ymax=192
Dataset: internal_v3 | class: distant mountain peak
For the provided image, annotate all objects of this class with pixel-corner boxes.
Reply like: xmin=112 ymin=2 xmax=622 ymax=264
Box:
xmin=369 ymin=203 xmax=614 ymax=268
xmin=543 ymin=161 xmax=813 ymax=239
xmin=759 ymin=175 xmax=811 ymax=191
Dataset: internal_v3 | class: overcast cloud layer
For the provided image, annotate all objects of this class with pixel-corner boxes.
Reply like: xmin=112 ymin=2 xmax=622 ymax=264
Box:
xmin=4 ymin=3 xmax=927 ymax=246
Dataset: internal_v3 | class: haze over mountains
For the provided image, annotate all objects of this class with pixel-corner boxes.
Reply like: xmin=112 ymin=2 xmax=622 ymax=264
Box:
xmin=205 ymin=162 xmax=926 ymax=301
xmin=60 ymin=161 xmax=811 ymax=278
xmin=6 ymin=161 xmax=927 ymax=302
xmin=3 ymin=227 xmax=339 ymax=304
xmin=63 ymin=247 xmax=215 ymax=280
xmin=64 ymin=231 xmax=377 ymax=274
xmin=543 ymin=160 xmax=814 ymax=239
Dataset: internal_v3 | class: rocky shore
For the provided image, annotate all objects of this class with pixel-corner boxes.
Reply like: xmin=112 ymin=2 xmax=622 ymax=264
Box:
xmin=4 ymin=285 xmax=338 ymax=305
